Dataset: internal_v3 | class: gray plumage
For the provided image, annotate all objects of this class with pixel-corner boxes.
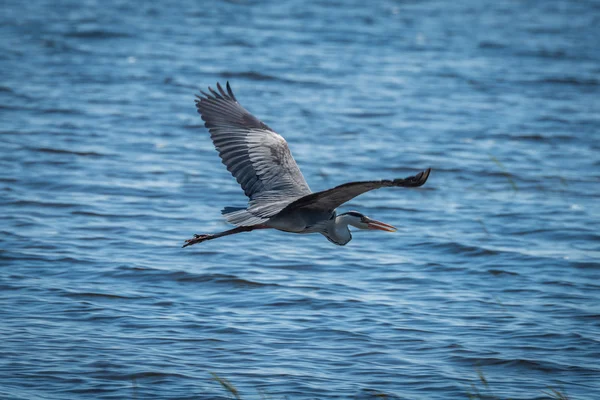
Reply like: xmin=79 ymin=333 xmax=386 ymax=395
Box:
xmin=184 ymin=82 xmax=431 ymax=248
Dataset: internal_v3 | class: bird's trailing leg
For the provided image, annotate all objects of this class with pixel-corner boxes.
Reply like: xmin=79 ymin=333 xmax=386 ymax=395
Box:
xmin=182 ymin=225 xmax=269 ymax=248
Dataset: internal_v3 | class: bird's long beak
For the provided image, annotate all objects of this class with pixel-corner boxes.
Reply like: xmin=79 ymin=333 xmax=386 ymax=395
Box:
xmin=366 ymin=218 xmax=397 ymax=232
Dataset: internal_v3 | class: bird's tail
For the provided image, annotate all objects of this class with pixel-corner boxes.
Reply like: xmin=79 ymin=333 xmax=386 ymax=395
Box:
xmin=221 ymin=206 xmax=245 ymax=215
xmin=221 ymin=206 xmax=269 ymax=227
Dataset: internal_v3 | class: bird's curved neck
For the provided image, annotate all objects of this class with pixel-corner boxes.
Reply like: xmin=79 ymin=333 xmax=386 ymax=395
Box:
xmin=325 ymin=214 xmax=355 ymax=246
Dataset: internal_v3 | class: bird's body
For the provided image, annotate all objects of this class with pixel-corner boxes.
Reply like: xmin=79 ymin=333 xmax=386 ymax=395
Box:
xmin=266 ymin=207 xmax=334 ymax=234
xmin=183 ymin=82 xmax=430 ymax=248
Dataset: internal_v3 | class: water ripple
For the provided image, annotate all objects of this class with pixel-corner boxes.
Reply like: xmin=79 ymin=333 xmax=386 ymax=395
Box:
xmin=1 ymin=0 xmax=598 ymax=399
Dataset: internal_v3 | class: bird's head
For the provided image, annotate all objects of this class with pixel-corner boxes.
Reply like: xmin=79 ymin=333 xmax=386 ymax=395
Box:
xmin=338 ymin=211 xmax=397 ymax=232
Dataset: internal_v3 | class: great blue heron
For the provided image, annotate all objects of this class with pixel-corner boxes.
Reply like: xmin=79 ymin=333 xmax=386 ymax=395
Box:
xmin=183 ymin=82 xmax=430 ymax=248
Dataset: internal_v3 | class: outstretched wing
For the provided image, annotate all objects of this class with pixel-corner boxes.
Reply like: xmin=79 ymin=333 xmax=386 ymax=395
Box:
xmin=195 ymin=82 xmax=312 ymax=203
xmin=280 ymin=168 xmax=431 ymax=214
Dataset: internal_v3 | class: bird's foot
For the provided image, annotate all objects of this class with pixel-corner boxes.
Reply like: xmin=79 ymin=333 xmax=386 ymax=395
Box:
xmin=182 ymin=234 xmax=213 ymax=248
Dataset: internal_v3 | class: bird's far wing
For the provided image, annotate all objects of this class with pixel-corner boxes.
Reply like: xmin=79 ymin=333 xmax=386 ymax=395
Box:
xmin=195 ymin=82 xmax=312 ymax=202
xmin=280 ymin=168 xmax=431 ymax=214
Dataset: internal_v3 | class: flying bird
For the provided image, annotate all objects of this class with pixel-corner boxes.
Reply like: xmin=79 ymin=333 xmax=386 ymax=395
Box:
xmin=183 ymin=82 xmax=430 ymax=248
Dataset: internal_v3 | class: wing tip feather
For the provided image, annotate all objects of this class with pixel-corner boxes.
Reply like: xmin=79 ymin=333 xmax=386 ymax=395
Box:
xmin=393 ymin=168 xmax=431 ymax=187
xmin=196 ymin=82 xmax=237 ymax=103
xmin=418 ymin=168 xmax=431 ymax=186
xmin=208 ymin=86 xmax=223 ymax=99
xmin=226 ymin=81 xmax=237 ymax=101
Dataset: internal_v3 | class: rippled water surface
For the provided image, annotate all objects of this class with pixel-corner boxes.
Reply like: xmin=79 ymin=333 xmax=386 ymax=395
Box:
xmin=1 ymin=0 xmax=599 ymax=399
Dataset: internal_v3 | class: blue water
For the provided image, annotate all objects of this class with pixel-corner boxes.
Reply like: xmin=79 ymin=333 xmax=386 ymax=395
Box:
xmin=1 ymin=0 xmax=599 ymax=399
